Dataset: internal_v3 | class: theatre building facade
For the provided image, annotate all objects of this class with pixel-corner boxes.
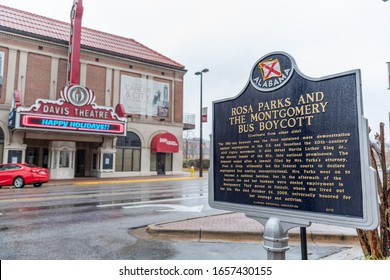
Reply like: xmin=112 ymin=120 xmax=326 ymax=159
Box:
xmin=0 ymin=4 xmax=187 ymax=179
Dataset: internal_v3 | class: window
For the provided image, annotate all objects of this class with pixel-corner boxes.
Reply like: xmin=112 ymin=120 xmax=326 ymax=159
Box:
xmin=5 ymin=164 xmax=21 ymax=170
xmin=8 ymin=150 xmax=22 ymax=163
xmin=103 ymin=153 xmax=113 ymax=170
xmin=150 ymin=152 xmax=156 ymax=171
xmin=59 ymin=151 xmax=70 ymax=168
xmin=165 ymin=153 xmax=173 ymax=172
xmin=115 ymin=132 xmax=141 ymax=172
xmin=0 ymin=164 xmax=20 ymax=170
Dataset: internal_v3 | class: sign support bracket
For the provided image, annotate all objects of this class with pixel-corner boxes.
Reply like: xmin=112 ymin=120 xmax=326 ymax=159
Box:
xmin=248 ymin=216 xmax=309 ymax=260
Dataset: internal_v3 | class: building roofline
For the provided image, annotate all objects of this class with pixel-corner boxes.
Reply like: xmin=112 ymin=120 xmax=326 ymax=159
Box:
xmin=0 ymin=4 xmax=186 ymax=71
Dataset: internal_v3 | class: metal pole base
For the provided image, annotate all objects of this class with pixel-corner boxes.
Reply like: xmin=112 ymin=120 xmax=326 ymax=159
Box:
xmin=263 ymin=217 xmax=289 ymax=260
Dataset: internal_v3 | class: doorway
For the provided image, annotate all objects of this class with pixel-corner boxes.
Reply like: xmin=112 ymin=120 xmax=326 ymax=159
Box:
xmin=156 ymin=153 xmax=166 ymax=175
xmin=26 ymin=147 xmax=39 ymax=165
xmin=75 ymin=149 xmax=86 ymax=177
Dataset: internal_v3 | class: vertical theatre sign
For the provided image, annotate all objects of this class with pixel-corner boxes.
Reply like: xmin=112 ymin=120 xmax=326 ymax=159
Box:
xmin=210 ymin=52 xmax=379 ymax=229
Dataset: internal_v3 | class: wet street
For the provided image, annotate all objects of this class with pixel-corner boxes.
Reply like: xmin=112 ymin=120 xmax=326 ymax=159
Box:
xmin=0 ymin=177 xmax=213 ymax=259
xmin=0 ymin=177 xmax=351 ymax=260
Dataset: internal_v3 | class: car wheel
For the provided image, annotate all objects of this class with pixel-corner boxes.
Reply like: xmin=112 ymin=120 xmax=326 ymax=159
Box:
xmin=13 ymin=177 xmax=25 ymax=188
xmin=33 ymin=183 xmax=43 ymax=188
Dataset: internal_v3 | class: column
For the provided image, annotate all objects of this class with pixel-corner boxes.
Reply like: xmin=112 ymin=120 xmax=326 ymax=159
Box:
xmin=5 ymin=49 xmax=17 ymax=104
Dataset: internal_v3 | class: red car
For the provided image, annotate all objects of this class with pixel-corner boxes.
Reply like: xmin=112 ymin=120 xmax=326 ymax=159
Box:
xmin=0 ymin=163 xmax=50 ymax=188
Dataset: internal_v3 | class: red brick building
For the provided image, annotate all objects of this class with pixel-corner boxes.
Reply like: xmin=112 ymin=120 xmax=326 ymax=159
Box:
xmin=0 ymin=3 xmax=186 ymax=179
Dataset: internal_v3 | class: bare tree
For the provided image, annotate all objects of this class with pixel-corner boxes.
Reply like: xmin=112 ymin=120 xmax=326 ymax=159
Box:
xmin=183 ymin=130 xmax=195 ymax=160
xmin=357 ymin=122 xmax=390 ymax=259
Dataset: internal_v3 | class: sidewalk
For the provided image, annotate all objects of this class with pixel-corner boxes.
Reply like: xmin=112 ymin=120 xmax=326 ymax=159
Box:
xmin=143 ymin=212 xmax=363 ymax=260
xmin=146 ymin=212 xmax=359 ymax=244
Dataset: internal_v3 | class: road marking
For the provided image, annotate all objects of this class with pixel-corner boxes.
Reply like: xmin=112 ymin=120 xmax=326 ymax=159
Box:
xmin=0 ymin=186 xmax=206 ymax=203
xmin=74 ymin=177 xmax=201 ymax=186
xmin=97 ymin=195 xmax=208 ymax=208
xmin=124 ymin=204 xmax=204 ymax=213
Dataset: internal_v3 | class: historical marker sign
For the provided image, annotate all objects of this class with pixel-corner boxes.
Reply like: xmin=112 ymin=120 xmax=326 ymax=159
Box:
xmin=209 ymin=52 xmax=379 ymax=229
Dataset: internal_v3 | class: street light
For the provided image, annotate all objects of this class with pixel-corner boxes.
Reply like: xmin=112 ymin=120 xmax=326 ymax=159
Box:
xmin=195 ymin=68 xmax=209 ymax=177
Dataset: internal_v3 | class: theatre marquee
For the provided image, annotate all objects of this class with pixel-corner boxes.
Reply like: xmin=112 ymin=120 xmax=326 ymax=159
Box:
xmin=9 ymin=85 xmax=127 ymax=136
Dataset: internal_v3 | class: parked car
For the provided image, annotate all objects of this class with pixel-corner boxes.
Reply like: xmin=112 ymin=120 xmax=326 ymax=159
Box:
xmin=0 ymin=163 xmax=50 ymax=188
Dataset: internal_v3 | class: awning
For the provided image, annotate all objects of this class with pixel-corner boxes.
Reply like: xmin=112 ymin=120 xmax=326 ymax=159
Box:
xmin=151 ymin=132 xmax=179 ymax=153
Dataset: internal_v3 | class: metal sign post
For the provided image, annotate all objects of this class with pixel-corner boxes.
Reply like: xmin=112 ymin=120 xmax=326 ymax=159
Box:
xmin=248 ymin=215 xmax=309 ymax=260
xmin=300 ymin=227 xmax=308 ymax=260
xmin=263 ymin=218 xmax=289 ymax=260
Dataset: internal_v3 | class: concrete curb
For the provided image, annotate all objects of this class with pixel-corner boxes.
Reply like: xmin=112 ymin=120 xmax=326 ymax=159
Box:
xmin=145 ymin=213 xmax=360 ymax=244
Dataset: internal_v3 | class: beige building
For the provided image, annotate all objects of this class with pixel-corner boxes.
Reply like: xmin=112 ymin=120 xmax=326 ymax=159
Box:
xmin=0 ymin=4 xmax=187 ymax=179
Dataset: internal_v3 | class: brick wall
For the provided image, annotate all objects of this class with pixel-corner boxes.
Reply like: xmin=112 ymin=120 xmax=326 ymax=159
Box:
xmin=25 ymin=53 xmax=51 ymax=106
xmin=174 ymin=80 xmax=183 ymax=123
xmin=56 ymin=59 xmax=68 ymax=98
xmin=86 ymin=64 xmax=105 ymax=105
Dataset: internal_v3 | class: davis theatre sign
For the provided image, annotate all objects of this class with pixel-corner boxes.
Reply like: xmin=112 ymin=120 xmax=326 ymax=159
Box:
xmin=209 ymin=52 xmax=379 ymax=229
xmin=9 ymin=85 xmax=127 ymax=136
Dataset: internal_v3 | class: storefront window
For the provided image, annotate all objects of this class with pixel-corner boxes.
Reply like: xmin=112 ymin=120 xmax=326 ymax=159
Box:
xmin=133 ymin=149 xmax=141 ymax=171
xmin=115 ymin=132 xmax=141 ymax=172
xmin=59 ymin=150 xmax=70 ymax=168
xmin=8 ymin=150 xmax=22 ymax=163
xmin=165 ymin=153 xmax=173 ymax=172
xmin=103 ymin=153 xmax=113 ymax=170
xmin=150 ymin=152 xmax=156 ymax=172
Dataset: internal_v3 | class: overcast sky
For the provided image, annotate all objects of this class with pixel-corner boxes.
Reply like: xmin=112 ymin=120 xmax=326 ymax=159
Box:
xmin=2 ymin=0 xmax=390 ymax=141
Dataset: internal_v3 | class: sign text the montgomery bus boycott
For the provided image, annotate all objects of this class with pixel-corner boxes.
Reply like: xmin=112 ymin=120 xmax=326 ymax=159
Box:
xmin=229 ymin=91 xmax=328 ymax=133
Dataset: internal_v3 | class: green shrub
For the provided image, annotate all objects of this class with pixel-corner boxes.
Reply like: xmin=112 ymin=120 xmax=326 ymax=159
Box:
xmin=182 ymin=159 xmax=210 ymax=169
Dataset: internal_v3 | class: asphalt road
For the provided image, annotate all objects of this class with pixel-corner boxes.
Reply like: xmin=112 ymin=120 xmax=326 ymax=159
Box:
xmin=0 ymin=177 xmax=353 ymax=260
